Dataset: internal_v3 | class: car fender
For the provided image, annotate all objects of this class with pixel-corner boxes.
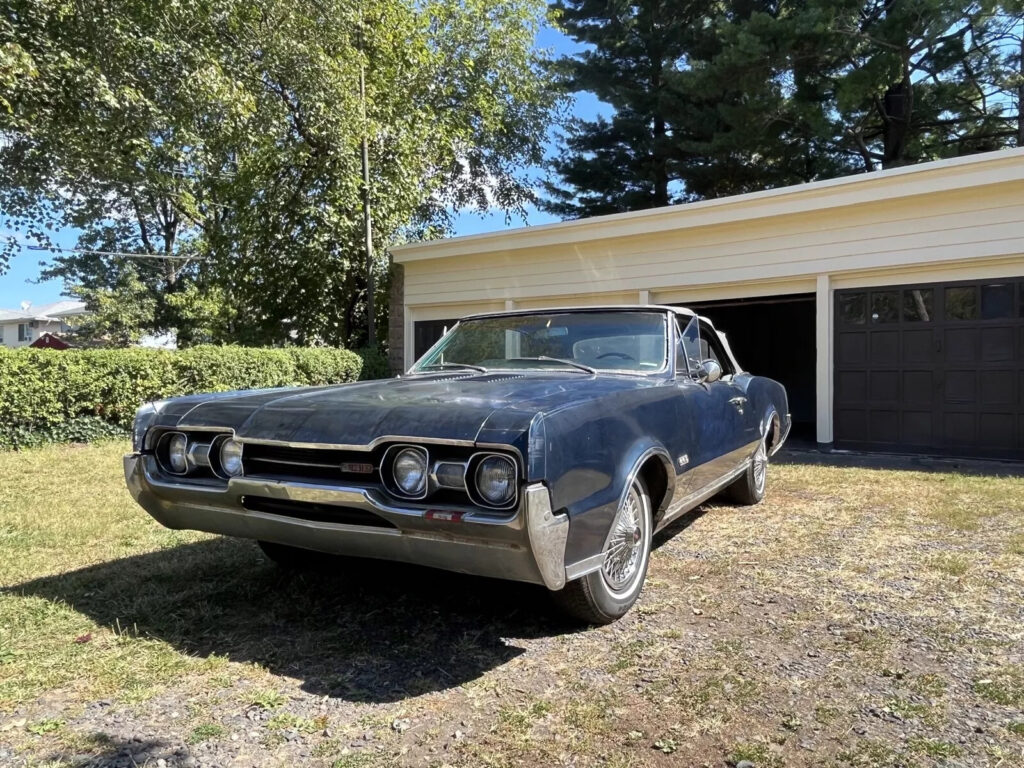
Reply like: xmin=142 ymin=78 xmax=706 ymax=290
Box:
xmin=532 ymin=394 xmax=679 ymax=567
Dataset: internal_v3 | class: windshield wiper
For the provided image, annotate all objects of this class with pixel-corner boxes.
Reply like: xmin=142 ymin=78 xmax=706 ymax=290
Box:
xmin=417 ymin=362 xmax=489 ymax=373
xmin=508 ymin=356 xmax=597 ymax=374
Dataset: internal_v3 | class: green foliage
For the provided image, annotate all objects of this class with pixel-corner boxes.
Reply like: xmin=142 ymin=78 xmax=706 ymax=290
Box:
xmin=0 ymin=0 xmax=558 ymax=344
xmin=0 ymin=345 xmax=381 ymax=450
xmin=546 ymin=0 xmax=1023 ymax=217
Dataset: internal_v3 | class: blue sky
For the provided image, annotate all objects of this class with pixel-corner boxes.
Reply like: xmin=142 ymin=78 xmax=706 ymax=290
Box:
xmin=0 ymin=21 xmax=598 ymax=310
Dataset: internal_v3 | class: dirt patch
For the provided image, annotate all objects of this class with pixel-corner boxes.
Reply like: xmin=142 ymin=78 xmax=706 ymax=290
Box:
xmin=1 ymin=443 xmax=1023 ymax=767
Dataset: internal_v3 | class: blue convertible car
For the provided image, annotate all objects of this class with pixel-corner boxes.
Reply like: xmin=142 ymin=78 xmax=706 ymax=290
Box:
xmin=125 ymin=306 xmax=789 ymax=623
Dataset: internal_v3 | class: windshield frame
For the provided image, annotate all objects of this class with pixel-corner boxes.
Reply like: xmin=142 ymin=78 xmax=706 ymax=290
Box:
xmin=408 ymin=309 xmax=673 ymax=378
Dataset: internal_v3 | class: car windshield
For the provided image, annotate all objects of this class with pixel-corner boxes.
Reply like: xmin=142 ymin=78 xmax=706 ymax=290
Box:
xmin=412 ymin=311 xmax=669 ymax=375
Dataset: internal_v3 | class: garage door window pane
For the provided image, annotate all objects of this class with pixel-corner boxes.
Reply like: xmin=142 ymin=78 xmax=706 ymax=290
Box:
xmin=902 ymin=289 xmax=933 ymax=322
xmin=838 ymin=293 xmax=866 ymax=325
xmin=980 ymin=283 xmax=1013 ymax=319
xmin=870 ymin=291 xmax=899 ymax=323
xmin=945 ymin=286 xmax=978 ymax=320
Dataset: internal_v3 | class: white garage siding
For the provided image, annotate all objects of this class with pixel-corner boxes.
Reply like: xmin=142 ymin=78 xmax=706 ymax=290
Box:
xmin=391 ymin=149 xmax=1024 ymax=452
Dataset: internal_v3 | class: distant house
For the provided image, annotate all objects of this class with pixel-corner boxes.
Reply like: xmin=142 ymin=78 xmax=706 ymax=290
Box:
xmin=0 ymin=301 xmax=89 ymax=348
xmin=29 ymin=332 xmax=73 ymax=350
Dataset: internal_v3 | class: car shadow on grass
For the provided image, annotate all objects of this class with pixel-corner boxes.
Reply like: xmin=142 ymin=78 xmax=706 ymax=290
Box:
xmin=6 ymin=537 xmax=582 ymax=704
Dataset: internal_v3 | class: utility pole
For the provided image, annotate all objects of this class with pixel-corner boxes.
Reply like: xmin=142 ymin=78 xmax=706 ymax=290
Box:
xmin=359 ymin=29 xmax=375 ymax=347
xmin=1018 ymin=20 xmax=1023 ymax=147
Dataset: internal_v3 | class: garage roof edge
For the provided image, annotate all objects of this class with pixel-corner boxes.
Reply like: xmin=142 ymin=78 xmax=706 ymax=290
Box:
xmin=392 ymin=148 xmax=1024 ymax=263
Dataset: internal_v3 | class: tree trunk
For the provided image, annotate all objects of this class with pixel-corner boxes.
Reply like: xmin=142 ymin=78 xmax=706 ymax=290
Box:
xmin=1018 ymin=30 xmax=1023 ymax=147
xmin=881 ymin=52 xmax=914 ymax=168
xmin=652 ymin=113 xmax=669 ymax=207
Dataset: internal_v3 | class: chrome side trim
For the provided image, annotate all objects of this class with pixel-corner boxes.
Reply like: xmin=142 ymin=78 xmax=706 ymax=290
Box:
xmin=655 ymin=458 xmax=751 ymax=533
xmin=565 ymin=553 xmax=605 ymax=581
xmin=525 ymin=484 xmax=569 ymax=590
xmin=563 ymin=453 xmax=750 ymax=582
xmin=617 ymin=446 xmax=676 ymax=524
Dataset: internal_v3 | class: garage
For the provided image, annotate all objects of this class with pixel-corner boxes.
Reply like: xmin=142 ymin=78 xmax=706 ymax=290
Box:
xmin=834 ymin=277 xmax=1024 ymax=459
xmin=390 ymin=149 xmax=1024 ymax=460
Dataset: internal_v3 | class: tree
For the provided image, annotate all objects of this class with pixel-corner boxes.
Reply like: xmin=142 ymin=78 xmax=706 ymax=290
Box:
xmin=543 ymin=0 xmax=712 ymax=217
xmin=0 ymin=0 xmax=557 ymax=346
xmin=545 ymin=0 xmax=1023 ymax=216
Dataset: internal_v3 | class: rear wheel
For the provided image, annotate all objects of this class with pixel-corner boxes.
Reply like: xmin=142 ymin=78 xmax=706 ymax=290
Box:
xmin=553 ymin=476 xmax=653 ymax=624
xmin=725 ymin=431 xmax=768 ymax=505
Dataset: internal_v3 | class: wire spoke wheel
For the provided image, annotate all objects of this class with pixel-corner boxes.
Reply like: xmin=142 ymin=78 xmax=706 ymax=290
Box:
xmin=602 ymin=482 xmax=648 ymax=593
xmin=553 ymin=474 xmax=653 ymax=624
xmin=752 ymin=436 xmax=768 ymax=496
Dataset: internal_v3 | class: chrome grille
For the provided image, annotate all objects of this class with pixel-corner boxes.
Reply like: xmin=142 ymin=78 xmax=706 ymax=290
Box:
xmin=242 ymin=444 xmax=379 ymax=483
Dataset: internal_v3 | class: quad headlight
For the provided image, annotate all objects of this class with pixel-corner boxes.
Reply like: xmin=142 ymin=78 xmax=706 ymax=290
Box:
xmin=219 ymin=438 xmax=244 ymax=477
xmin=166 ymin=432 xmax=189 ymax=474
xmin=474 ymin=455 xmax=517 ymax=506
xmin=392 ymin=447 xmax=428 ymax=496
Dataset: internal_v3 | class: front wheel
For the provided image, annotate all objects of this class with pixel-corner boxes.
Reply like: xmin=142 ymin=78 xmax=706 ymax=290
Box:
xmin=552 ymin=476 xmax=653 ymax=624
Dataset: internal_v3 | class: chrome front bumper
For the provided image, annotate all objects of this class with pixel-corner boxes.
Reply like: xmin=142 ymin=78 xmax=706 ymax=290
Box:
xmin=124 ymin=454 xmax=570 ymax=589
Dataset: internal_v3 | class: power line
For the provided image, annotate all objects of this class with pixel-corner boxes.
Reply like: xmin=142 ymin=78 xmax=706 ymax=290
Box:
xmin=13 ymin=243 xmax=205 ymax=261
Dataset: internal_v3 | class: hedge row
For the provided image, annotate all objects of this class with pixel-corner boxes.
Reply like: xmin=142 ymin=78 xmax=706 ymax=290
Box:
xmin=0 ymin=345 xmax=389 ymax=449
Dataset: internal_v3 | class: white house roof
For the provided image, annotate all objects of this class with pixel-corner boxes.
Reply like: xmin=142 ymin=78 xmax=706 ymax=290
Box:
xmin=391 ymin=147 xmax=1024 ymax=263
xmin=0 ymin=300 xmax=89 ymax=323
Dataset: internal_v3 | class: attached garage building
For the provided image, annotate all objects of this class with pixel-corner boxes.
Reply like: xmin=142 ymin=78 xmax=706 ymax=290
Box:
xmin=390 ymin=149 xmax=1024 ymax=461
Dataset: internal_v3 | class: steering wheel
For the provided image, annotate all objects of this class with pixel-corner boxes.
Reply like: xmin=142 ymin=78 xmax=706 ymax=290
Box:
xmin=596 ymin=351 xmax=636 ymax=361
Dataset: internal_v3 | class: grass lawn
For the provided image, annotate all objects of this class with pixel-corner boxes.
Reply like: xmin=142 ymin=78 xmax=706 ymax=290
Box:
xmin=1 ymin=441 xmax=1023 ymax=767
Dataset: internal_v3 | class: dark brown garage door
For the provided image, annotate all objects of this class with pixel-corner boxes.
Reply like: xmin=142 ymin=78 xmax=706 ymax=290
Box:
xmin=413 ymin=318 xmax=458 ymax=360
xmin=834 ymin=278 xmax=1024 ymax=459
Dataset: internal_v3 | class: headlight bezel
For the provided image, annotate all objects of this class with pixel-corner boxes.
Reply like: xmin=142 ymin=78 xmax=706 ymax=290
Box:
xmin=383 ymin=444 xmax=430 ymax=499
xmin=468 ymin=453 xmax=519 ymax=510
xmin=156 ymin=431 xmax=190 ymax=475
xmin=217 ymin=437 xmax=245 ymax=478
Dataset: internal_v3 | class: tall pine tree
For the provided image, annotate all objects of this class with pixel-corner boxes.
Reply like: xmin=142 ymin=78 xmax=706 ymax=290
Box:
xmin=546 ymin=0 xmax=1023 ymax=217
xmin=543 ymin=0 xmax=715 ymax=217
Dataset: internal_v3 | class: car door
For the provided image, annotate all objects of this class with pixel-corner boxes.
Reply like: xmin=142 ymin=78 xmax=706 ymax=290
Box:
xmin=698 ymin=318 xmax=760 ymax=453
xmin=673 ymin=316 xmax=750 ymax=495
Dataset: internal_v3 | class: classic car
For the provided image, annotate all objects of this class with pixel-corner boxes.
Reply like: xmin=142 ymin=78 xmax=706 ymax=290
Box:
xmin=125 ymin=306 xmax=789 ymax=623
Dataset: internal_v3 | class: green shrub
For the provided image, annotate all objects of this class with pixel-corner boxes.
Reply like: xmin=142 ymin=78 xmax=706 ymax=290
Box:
xmin=0 ymin=345 xmax=384 ymax=450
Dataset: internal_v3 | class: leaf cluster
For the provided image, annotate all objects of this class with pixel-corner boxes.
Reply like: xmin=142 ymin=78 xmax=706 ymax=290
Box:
xmin=0 ymin=0 xmax=559 ymax=345
xmin=0 ymin=344 xmax=385 ymax=449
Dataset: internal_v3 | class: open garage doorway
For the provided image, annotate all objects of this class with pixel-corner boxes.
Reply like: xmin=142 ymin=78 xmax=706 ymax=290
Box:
xmin=676 ymin=294 xmax=817 ymax=444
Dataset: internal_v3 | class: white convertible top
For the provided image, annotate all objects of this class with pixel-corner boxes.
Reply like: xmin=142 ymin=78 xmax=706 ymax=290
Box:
xmin=461 ymin=304 xmax=696 ymax=321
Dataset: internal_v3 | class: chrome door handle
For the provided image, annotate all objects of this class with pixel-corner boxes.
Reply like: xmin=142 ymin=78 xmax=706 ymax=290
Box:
xmin=729 ymin=396 xmax=747 ymax=406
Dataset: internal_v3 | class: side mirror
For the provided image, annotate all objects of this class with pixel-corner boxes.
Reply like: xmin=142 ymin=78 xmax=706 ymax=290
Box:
xmin=697 ymin=359 xmax=722 ymax=384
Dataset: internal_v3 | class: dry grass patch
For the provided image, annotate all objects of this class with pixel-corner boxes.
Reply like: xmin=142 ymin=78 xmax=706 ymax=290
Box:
xmin=1 ymin=443 xmax=1023 ymax=768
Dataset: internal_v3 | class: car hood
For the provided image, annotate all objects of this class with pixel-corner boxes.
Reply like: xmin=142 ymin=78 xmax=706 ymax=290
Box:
xmin=161 ymin=372 xmax=663 ymax=446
